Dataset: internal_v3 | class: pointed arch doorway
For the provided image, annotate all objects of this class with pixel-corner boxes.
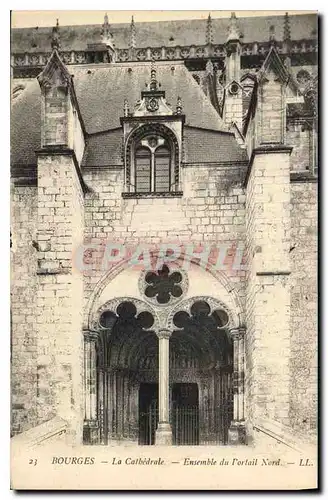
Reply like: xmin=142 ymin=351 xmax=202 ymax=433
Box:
xmin=83 ymin=296 xmax=242 ymax=446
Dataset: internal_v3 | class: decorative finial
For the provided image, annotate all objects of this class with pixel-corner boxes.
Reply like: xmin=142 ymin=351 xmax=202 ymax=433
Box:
xmin=206 ymin=13 xmax=213 ymax=45
xmin=124 ymin=99 xmax=129 ymax=117
xmin=206 ymin=59 xmax=214 ymax=75
xmin=130 ymin=15 xmax=136 ymax=49
xmin=176 ymin=96 xmax=182 ymax=115
xmin=283 ymin=12 xmax=291 ymax=42
xmin=227 ymin=12 xmax=240 ymax=42
xmin=101 ymin=12 xmax=113 ymax=44
xmin=51 ymin=18 xmax=60 ymax=50
xmin=269 ymin=25 xmax=276 ymax=45
xmin=150 ymin=59 xmax=157 ymax=91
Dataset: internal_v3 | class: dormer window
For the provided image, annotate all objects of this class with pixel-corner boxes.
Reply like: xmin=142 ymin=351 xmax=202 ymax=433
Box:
xmin=135 ymin=136 xmax=171 ymax=193
xmin=121 ymin=61 xmax=184 ymax=198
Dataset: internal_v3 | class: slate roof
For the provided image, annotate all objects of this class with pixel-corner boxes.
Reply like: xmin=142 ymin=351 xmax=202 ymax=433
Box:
xmin=183 ymin=128 xmax=248 ymax=164
xmin=73 ymin=62 xmax=226 ymax=133
xmin=11 ymin=79 xmax=41 ymax=165
xmin=11 ymin=14 xmax=317 ymax=53
xmin=80 ymin=126 xmax=248 ymax=167
xmin=11 ymin=61 xmax=248 ymax=168
xmin=82 ymin=130 xmax=123 ymax=167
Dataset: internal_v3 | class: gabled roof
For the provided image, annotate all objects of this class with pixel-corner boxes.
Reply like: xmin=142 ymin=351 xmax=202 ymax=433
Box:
xmin=257 ymin=46 xmax=300 ymax=97
xmin=12 ymin=61 xmax=249 ymax=168
xmin=11 ymin=14 xmax=317 ymax=53
xmin=11 ymin=61 xmax=226 ymax=155
xmin=72 ymin=62 xmax=227 ymax=134
xmin=37 ymin=48 xmax=72 ymax=87
xmin=257 ymin=45 xmax=291 ymax=84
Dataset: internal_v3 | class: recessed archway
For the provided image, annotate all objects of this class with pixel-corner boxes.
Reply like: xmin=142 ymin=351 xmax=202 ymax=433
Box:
xmin=83 ymin=262 xmax=245 ymax=446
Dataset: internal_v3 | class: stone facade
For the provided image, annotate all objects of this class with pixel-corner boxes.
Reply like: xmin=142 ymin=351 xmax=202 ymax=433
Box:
xmin=35 ymin=153 xmax=84 ymax=443
xmin=11 ymin=186 xmax=38 ymax=435
xmin=290 ymin=181 xmax=317 ymax=434
xmin=10 ymin=12 xmax=317 ymax=447
xmin=246 ymin=149 xmax=292 ymax=428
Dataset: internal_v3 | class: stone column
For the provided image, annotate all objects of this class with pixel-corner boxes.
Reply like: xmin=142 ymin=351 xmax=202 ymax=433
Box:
xmin=83 ymin=331 xmax=99 ymax=444
xmin=228 ymin=327 xmax=246 ymax=444
xmin=97 ymin=367 xmax=106 ymax=444
xmin=155 ymin=328 xmax=172 ymax=445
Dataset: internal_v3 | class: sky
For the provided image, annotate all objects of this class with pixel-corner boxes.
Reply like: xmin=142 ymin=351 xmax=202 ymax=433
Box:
xmin=11 ymin=10 xmax=315 ymax=29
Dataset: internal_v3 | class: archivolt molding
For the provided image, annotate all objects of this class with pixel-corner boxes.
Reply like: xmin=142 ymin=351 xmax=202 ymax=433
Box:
xmin=85 ymin=250 xmax=245 ymax=330
xmin=179 ymin=250 xmax=244 ymax=324
xmin=89 ymin=293 xmax=238 ymax=336
xmin=166 ymin=295 xmax=239 ymax=333
xmin=91 ymin=296 xmax=161 ymax=333
xmin=85 ymin=257 xmax=132 ymax=329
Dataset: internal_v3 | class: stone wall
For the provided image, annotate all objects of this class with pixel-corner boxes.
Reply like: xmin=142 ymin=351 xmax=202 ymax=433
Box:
xmin=289 ymin=180 xmax=317 ymax=434
xmin=10 ymin=185 xmax=38 ymax=435
xmin=258 ymin=75 xmax=285 ymax=145
xmin=245 ymin=149 xmax=292 ymax=433
xmin=36 ymin=153 xmax=84 ymax=442
xmin=44 ymin=87 xmax=68 ymax=146
xmin=82 ymin=163 xmax=248 ymax=321
xmin=10 ymin=161 xmax=318 ymax=442
xmin=287 ymin=124 xmax=312 ymax=172
xmin=223 ymin=90 xmax=243 ymax=132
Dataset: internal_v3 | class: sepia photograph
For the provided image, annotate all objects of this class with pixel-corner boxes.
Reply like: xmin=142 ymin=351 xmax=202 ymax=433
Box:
xmin=10 ymin=8 xmax=318 ymax=490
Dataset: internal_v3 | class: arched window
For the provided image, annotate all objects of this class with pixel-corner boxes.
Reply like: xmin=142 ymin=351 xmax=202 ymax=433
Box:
xmin=135 ymin=147 xmax=151 ymax=193
xmin=154 ymin=146 xmax=170 ymax=192
xmin=133 ymin=136 xmax=172 ymax=194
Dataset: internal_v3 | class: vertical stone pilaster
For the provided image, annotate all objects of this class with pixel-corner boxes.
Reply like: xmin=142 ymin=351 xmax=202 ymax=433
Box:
xmin=228 ymin=327 xmax=246 ymax=444
xmin=84 ymin=333 xmax=97 ymax=421
xmin=36 ymin=150 xmax=84 ymax=445
xmin=83 ymin=331 xmax=98 ymax=444
xmin=35 ymin=48 xmax=86 ymax=445
xmin=246 ymin=147 xmax=292 ymax=438
xmin=155 ymin=328 xmax=172 ymax=445
xmin=97 ymin=368 xmax=105 ymax=444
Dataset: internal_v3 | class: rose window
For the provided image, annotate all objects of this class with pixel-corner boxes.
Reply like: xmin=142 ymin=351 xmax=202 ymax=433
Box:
xmin=144 ymin=265 xmax=183 ymax=304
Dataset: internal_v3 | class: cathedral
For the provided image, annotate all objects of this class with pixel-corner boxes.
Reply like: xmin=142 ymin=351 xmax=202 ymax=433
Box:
xmin=10 ymin=12 xmax=318 ymax=448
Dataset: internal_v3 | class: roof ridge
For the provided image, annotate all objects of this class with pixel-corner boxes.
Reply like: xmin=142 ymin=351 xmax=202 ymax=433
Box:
xmin=12 ymin=13 xmax=315 ymax=31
